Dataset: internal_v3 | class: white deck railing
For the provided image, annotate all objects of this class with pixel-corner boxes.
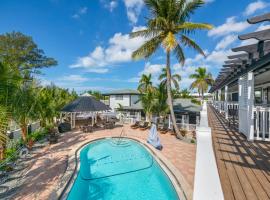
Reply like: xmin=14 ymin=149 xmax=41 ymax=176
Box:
xmin=253 ymin=106 xmax=270 ymax=141
xmin=227 ymin=102 xmax=239 ymax=119
xmin=213 ymin=101 xmax=225 ymax=113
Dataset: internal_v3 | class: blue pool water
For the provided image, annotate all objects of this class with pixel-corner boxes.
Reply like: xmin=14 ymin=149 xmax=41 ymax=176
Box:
xmin=67 ymin=138 xmax=179 ymax=200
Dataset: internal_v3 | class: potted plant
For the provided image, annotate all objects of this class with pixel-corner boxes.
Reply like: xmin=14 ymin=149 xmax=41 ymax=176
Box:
xmin=48 ymin=127 xmax=58 ymax=144
xmin=27 ymin=138 xmax=34 ymax=150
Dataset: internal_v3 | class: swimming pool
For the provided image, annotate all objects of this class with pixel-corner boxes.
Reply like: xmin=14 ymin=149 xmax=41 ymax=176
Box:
xmin=67 ymin=138 xmax=179 ymax=200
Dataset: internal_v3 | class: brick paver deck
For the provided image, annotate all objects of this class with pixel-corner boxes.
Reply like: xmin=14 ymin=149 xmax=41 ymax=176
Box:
xmin=13 ymin=125 xmax=196 ymax=200
xmin=208 ymin=105 xmax=270 ymax=200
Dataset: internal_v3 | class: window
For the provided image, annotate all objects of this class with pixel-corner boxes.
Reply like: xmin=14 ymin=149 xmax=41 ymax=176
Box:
xmin=254 ymin=88 xmax=262 ymax=104
xmin=232 ymin=93 xmax=238 ymax=102
xmin=115 ymin=95 xmax=123 ymax=100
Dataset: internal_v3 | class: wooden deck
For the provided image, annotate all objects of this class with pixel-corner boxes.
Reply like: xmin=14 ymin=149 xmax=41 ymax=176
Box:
xmin=208 ymin=105 xmax=270 ymax=200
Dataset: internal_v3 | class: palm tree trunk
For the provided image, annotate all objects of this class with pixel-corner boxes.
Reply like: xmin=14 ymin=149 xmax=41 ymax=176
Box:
xmin=166 ymin=51 xmax=183 ymax=139
xmin=202 ymin=90 xmax=204 ymax=101
xmin=21 ymin=124 xmax=27 ymax=142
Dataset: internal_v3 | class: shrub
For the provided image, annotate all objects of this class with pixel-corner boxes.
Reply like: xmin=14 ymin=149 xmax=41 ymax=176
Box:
xmin=4 ymin=147 xmax=18 ymax=161
xmin=28 ymin=128 xmax=49 ymax=142
xmin=191 ymin=98 xmax=201 ymax=105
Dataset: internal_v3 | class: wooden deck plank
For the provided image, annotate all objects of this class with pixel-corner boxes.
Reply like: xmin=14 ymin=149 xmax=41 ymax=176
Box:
xmin=208 ymin=105 xmax=270 ymax=200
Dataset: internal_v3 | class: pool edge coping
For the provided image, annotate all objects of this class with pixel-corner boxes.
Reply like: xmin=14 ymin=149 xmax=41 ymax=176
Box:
xmin=55 ymin=136 xmax=193 ymax=200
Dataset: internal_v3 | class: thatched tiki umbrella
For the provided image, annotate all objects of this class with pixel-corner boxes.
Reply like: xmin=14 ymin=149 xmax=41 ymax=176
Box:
xmin=60 ymin=93 xmax=110 ymax=129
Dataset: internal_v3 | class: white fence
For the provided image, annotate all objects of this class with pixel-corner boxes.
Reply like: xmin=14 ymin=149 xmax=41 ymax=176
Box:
xmin=253 ymin=106 xmax=270 ymax=141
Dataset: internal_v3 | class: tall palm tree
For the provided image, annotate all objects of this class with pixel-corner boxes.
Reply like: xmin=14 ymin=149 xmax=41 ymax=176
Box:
xmin=180 ymin=89 xmax=191 ymax=98
xmin=153 ymin=83 xmax=169 ymax=117
xmin=138 ymin=74 xmax=153 ymax=93
xmin=130 ymin=0 xmax=212 ymax=138
xmin=189 ymin=67 xmax=214 ymax=100
xmin=138 ymin=74 xmax=156 ymax=121
xmin=159 ymin=68 xmax=181 ymax=90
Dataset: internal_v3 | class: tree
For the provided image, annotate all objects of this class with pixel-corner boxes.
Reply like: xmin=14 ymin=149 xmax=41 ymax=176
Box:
xmin=138 ymin=74 xmax=156 ymax=121
xmin=138 ymin=74 xmax=154 ymax=93
xmin=189 ymin=67 xmax=214 ymax=100
xmin=11 ymin=81 xmax=41 ymax=141
xmin=86 ymin=90 xmax=104 ymax=100
xmin=153 ymin=83 xmax=169 ymax=118
xmin=0 ymin=32 xmax=57 ymax=79
xmin=159 ymin=68 xmax=181 ymax=90
xmin=180 ymin=89 xmax=191 ymax=99
xmin=37 ymin=85 xmax=78 ymax=127
xmin=130 ymin=0 xmax=212 ymax=139
xmin=0 ymin=32 xmax=58 ymax=143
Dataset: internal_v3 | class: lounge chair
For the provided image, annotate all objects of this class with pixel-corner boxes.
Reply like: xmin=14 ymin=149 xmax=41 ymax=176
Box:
xmin=139 ymin=122 xmax=149 ymax=130
xmin=159 ymin=124 xmax=169 ymax=134
xmin=131 ymin=121 xmax=140 ymax=129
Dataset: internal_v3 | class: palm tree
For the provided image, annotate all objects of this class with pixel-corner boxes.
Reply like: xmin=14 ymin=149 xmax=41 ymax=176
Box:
xmin=180 ymin=89 xmax=191 ymax=98
xmin=189 ymin=67 xmax=214 ymax=100
xmin=138 ymin=74 xmax=153 ymax=93
xmin=159 ymin=68 xmax=181 ymax=90
xmin=153 ymin=83 xmax=169 ymax=117
xmin=11 ymin=81 xmax=41 ymax=141
xmin=138 ymin=74 xmax=156 ymax=121
xmin=130 ymin=0 xmax=212 ymax=138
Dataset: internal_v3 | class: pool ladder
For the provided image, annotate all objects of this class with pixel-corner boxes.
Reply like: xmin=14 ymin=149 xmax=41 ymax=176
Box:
xmin=117 ymin=128 xmax=126 ymax=144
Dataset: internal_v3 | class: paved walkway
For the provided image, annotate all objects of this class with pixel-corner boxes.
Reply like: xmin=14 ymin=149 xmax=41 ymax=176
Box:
xmin=208 ymin=105 xmax=270 ymax=200
xmin=12 ymin=125 xmax=196 ymax=200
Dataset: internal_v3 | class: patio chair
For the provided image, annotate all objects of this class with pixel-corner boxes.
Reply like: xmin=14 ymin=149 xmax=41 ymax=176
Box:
xmin=159 ymin=124 xmax=169 ymax=134
xmin=131 ymin=121 xmax=140 ymax=129
xmin=139 ymin=122 xmax=150 ymax=130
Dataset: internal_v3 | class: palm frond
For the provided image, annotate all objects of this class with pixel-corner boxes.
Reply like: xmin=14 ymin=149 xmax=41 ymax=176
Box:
xmin=176 ymin=22 xmax=213 ymax=33
xmin=173 ymin=43 xmax=185 ymax=66
xmin=129 ymin=28 xmax=160 ymax=39
xmin=181 ymin=35 xmax=205 ymax=56
xmin=132 ymin=34 xmax=164 ymax=60
xmin=179 ymin=0 xmax=205 ymax=21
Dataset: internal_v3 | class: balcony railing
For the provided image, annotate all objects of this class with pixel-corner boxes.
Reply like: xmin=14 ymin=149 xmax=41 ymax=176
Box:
xmin=253 ymin=106 xmax=270 ymax=141
xmin=227 ymin=101 xmax=239 ymax=120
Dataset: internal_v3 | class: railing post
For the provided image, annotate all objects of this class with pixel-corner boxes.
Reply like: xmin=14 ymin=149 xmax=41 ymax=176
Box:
xmin=247 ymin=71 xmax=254 ymax=141
xmin=218 ymin=89 xmax=222 ymax=113
xmin=225 ymin=85 xmax=228 ymax=119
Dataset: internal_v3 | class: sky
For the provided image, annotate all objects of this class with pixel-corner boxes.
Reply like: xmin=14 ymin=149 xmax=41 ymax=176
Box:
xmin=0 ymin=0 xmax=269 ymax=93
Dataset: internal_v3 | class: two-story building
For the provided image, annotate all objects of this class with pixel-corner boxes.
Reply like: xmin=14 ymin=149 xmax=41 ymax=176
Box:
xmin=210 ymin=12 xmax=270 ymax=141
xmin=103 ymin=89 xmax=144 ymax=122
xmin=103 ymin=89 xmax=201 ymax=129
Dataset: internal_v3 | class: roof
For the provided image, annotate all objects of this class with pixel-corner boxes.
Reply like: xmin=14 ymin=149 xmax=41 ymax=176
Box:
xmin=209 ymin=12 xmax=270 ymax=93
xmin=61 ymin=96 xmax=110 ymax=112
xmin=122 ymin=104 xmax=143 ymax=110
xmin=173 ymin=99 xmax=202 ymax=113
xmin=103 ymin=89 xmax=140 ymax=95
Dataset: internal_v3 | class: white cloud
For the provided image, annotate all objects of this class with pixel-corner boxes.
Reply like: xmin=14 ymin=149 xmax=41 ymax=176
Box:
xmin=59 ymin=75 xmax=89 ymax=82
xmin=72 ymin=6 xmax=88 ymax=19
xmin=70 ymin=27 xmax=146 ymax=73
xmin=215 ymin=34 xmax=238 ymax=50
xmin=244 ymin=1 xmax=268 ymax=16
xmin=256 ymin=23 xmax=270 ymax=31
xmin=123 ymin=0 xmax=144 ymax=24
xmin=208 ymin=17 xmax=250 ymax=37
xmin=129 ymin=62 xmax=164 ymax=84
xmin=103 ymin=0 xmax=118 ymax=12
xmin=139 ymin=62 xmax=164 ymax=76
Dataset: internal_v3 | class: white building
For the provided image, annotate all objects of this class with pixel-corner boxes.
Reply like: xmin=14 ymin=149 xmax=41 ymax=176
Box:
xmin=103 ymin=89 xmax=143 ymax=122
xmin=211 ymin=12 xmax=270 ymax=141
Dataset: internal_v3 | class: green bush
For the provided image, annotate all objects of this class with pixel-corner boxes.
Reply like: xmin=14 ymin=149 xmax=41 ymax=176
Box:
xmin=28 ymin=128 xmax=49 ymax=142
xmin=191 ymin=98 xmax=201 ymax=105
xmin=4 ymin=147 xmax=18 ymax=161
